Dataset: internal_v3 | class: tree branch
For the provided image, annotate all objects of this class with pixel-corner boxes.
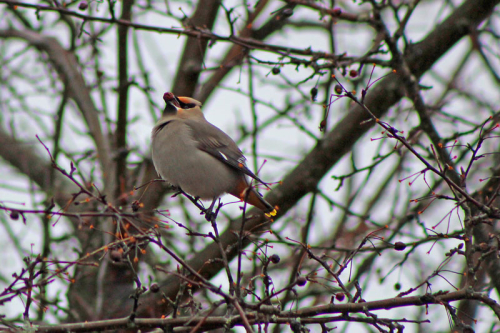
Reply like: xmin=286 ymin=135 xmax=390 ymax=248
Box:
xmin=0 ymin=29 xmax=113 ymax=188
xmin=133 ymin=0 xmax=500 ymax=317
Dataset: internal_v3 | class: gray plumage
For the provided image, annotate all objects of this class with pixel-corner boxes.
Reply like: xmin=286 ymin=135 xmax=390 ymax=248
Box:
xmin=151 ymin=93 xmax=276 ymax=215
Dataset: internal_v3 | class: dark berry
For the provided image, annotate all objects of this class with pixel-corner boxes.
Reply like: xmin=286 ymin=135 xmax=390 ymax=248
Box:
xmin=394 ymin=242 xmax=406 ymax=251
xmin=78 ymin=1 xmax=88 ymax=10
xmin=269 ymin=254 xmax=280 ymax=264
xmin=296 ymin=276 xmax=307 ymax=286
xmin=150 ymin=283 xmax=160 ymax=293
xmin=9 ymin=211 xmax=19 ymax=220
xmin=310 ymin=87 xmax=318 ymax=101
xmin=334 ymin=84 xmax=342 ymax=94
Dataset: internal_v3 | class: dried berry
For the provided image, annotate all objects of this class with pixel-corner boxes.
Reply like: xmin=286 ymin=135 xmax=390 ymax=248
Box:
xmin=394 ymin=242 xmax=406 ymax=251
xmin=78 ymin=1 xmax=88 ymax=10
xmin=334 ymin=84 xmax=342 ymax=94
xmin=9 ymin=210 xmax=19 ymax=220
xmin=272 ymin=67 xmax=281 ymax=75
xmin=290 ymin=320 xmax=301 ymax=333
xmin=349 ymin=69 xmax=358 ymax=78
xmin=319 ymin=119 xmax=327 ymax=132
xmin=269 ymin=254 xmax=280 ymax=264
xmin=296 ymin=276 xmax=307 ymax=286
xmin=335 ymin=293 xmax=345 ymax=302
xmin=310 ymin=87 xmax=318 ymax=101
xmin=150 ymin=283 xmax=160 ymax=293
xmin=394 ymin=282 xmax=401 ymax=290
xmin=131 ymin=200 xmax=140 ymax=212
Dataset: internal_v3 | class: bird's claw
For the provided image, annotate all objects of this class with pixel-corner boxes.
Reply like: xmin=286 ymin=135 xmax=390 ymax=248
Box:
xmin=204 ymin=211 xmax=216 ymax=222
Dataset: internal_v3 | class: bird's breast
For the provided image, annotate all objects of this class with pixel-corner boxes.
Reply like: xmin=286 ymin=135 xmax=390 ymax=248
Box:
xmin=152 ymin=121 xmax=241 ymax=200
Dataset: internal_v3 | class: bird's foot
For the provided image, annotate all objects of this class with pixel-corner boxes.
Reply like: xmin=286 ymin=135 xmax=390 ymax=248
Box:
xmin=204 ymin=210 xmax=216 ymax=222
xmin=203 ymin=198 xmax=222 ymax=222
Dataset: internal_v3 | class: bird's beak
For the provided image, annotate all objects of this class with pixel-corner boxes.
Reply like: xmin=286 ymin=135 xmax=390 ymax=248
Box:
xmin=163 ymin=92 xmax=181 ymax=109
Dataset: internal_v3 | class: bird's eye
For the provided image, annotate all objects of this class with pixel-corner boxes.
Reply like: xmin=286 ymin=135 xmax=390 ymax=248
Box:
xmin=183 ymin=103 xmax=196 ymax=109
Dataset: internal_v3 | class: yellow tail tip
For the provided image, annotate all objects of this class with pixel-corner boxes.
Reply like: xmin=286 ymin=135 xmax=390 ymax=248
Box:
xmin=265 ymin=209 xmax=277 ymax=217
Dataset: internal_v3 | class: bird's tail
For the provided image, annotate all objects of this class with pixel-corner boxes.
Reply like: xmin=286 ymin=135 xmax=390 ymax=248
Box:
xmin=230 ymin=179 xmax=277 ymax=217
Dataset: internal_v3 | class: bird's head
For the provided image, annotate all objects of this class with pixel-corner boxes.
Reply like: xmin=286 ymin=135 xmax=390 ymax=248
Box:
xmin=163 ymin=92 xmax=203 ymax=119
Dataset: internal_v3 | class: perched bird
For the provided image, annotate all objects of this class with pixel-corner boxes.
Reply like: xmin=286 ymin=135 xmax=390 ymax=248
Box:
xmin=151 ymin=92 xmax=277 ymax=219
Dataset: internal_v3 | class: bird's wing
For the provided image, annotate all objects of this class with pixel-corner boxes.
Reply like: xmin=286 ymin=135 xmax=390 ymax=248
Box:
xmin=185 ymin=119 xmax=270 ymax=188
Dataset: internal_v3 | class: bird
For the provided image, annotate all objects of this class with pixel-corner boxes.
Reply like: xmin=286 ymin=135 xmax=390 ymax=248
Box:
xmin=151 ymin=92 xmax=277 ymax=220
